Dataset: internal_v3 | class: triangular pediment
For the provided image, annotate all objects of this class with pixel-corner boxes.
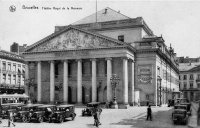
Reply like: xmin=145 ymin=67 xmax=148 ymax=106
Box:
xmin=27 ymin=26 xmax=124 ymax=52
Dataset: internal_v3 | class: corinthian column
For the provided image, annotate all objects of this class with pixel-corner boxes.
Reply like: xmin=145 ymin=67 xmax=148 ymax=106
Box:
xmin=37 ymin=61 xmax=42 ymax=103
xmin=123 ymin=57 xmax=128 ymax=105
xmin=77 ymin=59 xmax=82 ymax=103
xmin=106 ymin=58 xmax=112 ymax=102
xmin=63 ymin=60 xmax=68 ymax=103
xmin=131 ymin=60 xmax=135 ymax=106
xmin=91 ymin=59 xmax=97 ymax=102
xmin=50 ymin=60 xmax=55 ymax=103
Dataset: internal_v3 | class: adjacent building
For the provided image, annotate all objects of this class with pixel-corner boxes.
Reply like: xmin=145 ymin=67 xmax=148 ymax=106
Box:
xmin=0 ymin=50 xmax=25 ymax=94
xmin=179 ymin=57 xmax=200 ymax=102
xmin=23 ymin=7 xmax=179 ymax=106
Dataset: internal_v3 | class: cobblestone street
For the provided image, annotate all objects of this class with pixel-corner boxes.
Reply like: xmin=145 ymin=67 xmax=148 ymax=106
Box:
xmin=0 ymin=106 xmax=189 ymax=128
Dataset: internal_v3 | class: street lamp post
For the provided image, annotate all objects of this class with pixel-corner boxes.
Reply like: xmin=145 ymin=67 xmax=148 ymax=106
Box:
xmin=110 ymin=74 xmax=120 ymax=109
xmin=25 ymin=78 xmax=34 ymax=104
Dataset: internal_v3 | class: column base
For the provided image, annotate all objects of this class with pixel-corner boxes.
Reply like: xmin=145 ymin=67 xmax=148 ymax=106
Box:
xmin=118 ymin=103 xmax=129 ymax=109
xmin=111 ymin=102 xmax=118 ymax=109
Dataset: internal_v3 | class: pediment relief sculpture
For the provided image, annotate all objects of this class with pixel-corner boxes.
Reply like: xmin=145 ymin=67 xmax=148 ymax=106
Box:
xmin=31 ymin=29 xmax=118 ymax=52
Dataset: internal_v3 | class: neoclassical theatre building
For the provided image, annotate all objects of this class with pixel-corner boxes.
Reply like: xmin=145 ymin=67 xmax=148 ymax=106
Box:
xmin=23 ymin=8 xmax=179 ymax=106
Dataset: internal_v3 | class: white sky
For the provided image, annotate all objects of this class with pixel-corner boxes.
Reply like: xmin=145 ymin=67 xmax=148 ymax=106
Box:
xmin=0 ymin=0 xmax=200 ymax=57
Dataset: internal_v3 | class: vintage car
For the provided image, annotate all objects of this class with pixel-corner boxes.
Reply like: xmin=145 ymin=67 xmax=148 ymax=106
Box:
xmin=30 ymin=105 xmax=56 ymax=123
xmin=13 ymin=104 xmax=43 ymax=122
xmin=180 ymin=103 xmax=192 ymax=116
xmin=172 ymin=109 xmax=188 ymax=125
xmin=175 ymin=98 xmax=188 ymax=105
xmin=1 ymin=103 xmax=25 ymax=119
xmin=51 ymin=105 xmax=76 ymax=123
xmin=82 ymin=102 xmax=101 ymax=116
xmin=174 ymin=104 xmax=191 ymax=116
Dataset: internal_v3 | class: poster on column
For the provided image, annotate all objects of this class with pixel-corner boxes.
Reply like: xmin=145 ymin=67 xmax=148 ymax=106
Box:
xmin=137 ymin=65 xmax=153 ymax=84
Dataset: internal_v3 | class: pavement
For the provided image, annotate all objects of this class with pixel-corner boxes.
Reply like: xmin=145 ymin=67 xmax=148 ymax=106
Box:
xmin=0 ymin=106 xmax=190 ymax=128
xmin=188 ymin=102 xmax=199 ymax=128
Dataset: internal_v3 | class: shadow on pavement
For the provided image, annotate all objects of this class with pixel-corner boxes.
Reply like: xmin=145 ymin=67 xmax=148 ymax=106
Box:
xmin=111 ymin=107 xmax=187 ymax=128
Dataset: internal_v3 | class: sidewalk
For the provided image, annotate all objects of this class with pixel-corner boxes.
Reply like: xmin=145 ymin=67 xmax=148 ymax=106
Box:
xmin=188 ymin=102 xmax=199 ymax=128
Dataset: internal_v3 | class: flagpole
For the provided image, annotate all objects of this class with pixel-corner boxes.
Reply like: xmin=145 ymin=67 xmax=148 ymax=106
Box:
xmin=96 ymin=0 xmax=97 ymax=23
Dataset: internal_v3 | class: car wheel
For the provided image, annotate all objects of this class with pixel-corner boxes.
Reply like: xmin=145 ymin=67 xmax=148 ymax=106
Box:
xmin=38 ymin=116 xmax=43 ymax=123
xmin=47 ymin=117 xmax=51 ymax=123
xmin=27 ymin=117 xmax=31 ymax=123
xmin=22 ymin=116 xmax=27 ymax=123
xmin=59 ymin=117 xmax=63 ymax=123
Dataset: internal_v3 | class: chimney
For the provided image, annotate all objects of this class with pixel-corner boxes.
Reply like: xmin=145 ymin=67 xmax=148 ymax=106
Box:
xmin=103 ymin=8 xmax=108 ymax=14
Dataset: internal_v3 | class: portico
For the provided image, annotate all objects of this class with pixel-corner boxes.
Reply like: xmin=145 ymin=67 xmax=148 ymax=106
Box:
xmin=23 ymin=26 xmax=136 ymax=106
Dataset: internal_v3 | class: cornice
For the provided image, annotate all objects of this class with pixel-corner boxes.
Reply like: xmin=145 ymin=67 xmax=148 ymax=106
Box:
xmin=23 ymin=45 xmax=135 ymax=55
xmin=136 ymin=48 xmax=179 ymax=74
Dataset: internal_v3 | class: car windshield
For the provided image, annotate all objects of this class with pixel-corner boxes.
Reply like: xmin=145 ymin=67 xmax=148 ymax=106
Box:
xmin=57 ymin=107 xmax=66 ymax=111
xmin=175 ymin=106 xmax=186 ymax=110
xmin=174 ymin=111 xmax=185 ymax=114
xmin=36 ymin=108 xmax=46 ymax=111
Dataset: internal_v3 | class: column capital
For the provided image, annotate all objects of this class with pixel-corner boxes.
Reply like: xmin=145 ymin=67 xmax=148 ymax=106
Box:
xmin=76 ymin=59 xmax=82 ymax=62
xmin=90 ymin=58 xmax=97 ymax=61
xmin=62 ymin=60 xmax=68 ymax=63
xmin=129 ymin=59 xmax=135 ymax=63
xmin=48 ymin=60 xmax=55 ymax=63
xmin=105 ymin=57 xmax=112 ymax=61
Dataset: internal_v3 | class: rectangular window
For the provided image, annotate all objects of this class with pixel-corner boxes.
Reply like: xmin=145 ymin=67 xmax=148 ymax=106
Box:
xmin=13 ymin=64 xmax=16 ymax=72
xmin=179 ymin=75 xmax=181 ymax=80
xmin=157 ymin=67 xmax=160 ymax=76
xmin=190 ymin=74 xmax=193 ymax=80
xmin=183 ymin=75 xmax=187 ymax=80
xmin=198 ymin=84 xmax=200 ymax=88
xmin=8 ymin=63 xmax=11 ymax=71
xmin=190 ymin=83 xmax=193 ymax=88
xmin=184 ymin=83 xmax=187 ymax=89
xmin=8 ymin=75 xmax=11 ymax=84
xmin=118 ymin=35 xmax=124 ymax=42
xmin=3 ymin=74 xmax=6 ymax=83
xmin=18 ymin=75 xmax=21 ymax=85
xmin=198 ymin=74 xmax=200 ymax=79
xmin=13 ymin=75 xmax=16 ymax=84
xmin=2 ymin=62 xmax=6 ymax=70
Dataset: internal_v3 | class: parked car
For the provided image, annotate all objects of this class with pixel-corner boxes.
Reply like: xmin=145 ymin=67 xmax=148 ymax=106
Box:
xmin=173 ymin=104 xmax=191 ymax=116
xmin=1 ymin=103 xmax=25 ymax=119
xmin=30 ymin=105 xmax=56 ymax=123
xmin=13 ymin=104 xmax=43 ymax=122
xmin=175 ymin=98 xmax=188 ymax=105
xmin=51 ymin=105 xmax=76 ymax=123
xmin=180 ymin=103 xmax=192 ymax=116
xmin=82 ymin=102 xmax=101 ymax=116
xmin=172 ymin=109 xmax=188 ymax=125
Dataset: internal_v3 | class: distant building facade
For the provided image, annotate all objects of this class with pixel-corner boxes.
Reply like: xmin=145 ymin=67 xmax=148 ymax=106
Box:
xmin=23 ymin=7 xmax=179 ymax=106
xmin=0 ymin=50 xmax=25 ymax=94
xmin=10 ymin=42 xmax=28 ymax=55
xmin=179 ymin=57 xmax=200 ymax=102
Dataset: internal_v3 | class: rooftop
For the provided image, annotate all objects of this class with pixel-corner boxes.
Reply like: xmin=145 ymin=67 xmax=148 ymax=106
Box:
xmin=72 ymin=7 xmax=130 ymax=25
xmin=179 ymin=62 xmax=200 ymax=72
xmin=0 ymin=50 xmax=24 ymax=63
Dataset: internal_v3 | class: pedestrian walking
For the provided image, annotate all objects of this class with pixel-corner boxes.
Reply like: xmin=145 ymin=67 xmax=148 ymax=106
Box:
xmin=92 ymin=106 xmax=102 ymax=127
xmin=8 ymin=111 xmax=15 ymax=127
xmin=146 ymin=105 xmax=152 ymax=121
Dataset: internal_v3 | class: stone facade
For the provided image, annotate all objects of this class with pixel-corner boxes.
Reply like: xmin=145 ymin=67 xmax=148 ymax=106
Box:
xmin=179 ymin=62 xmax=200 ymax=102
xmin=0 ymin=50 xmax=25 ymax=94
xmin=23 ymin=8 xmax=179 ymax=106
